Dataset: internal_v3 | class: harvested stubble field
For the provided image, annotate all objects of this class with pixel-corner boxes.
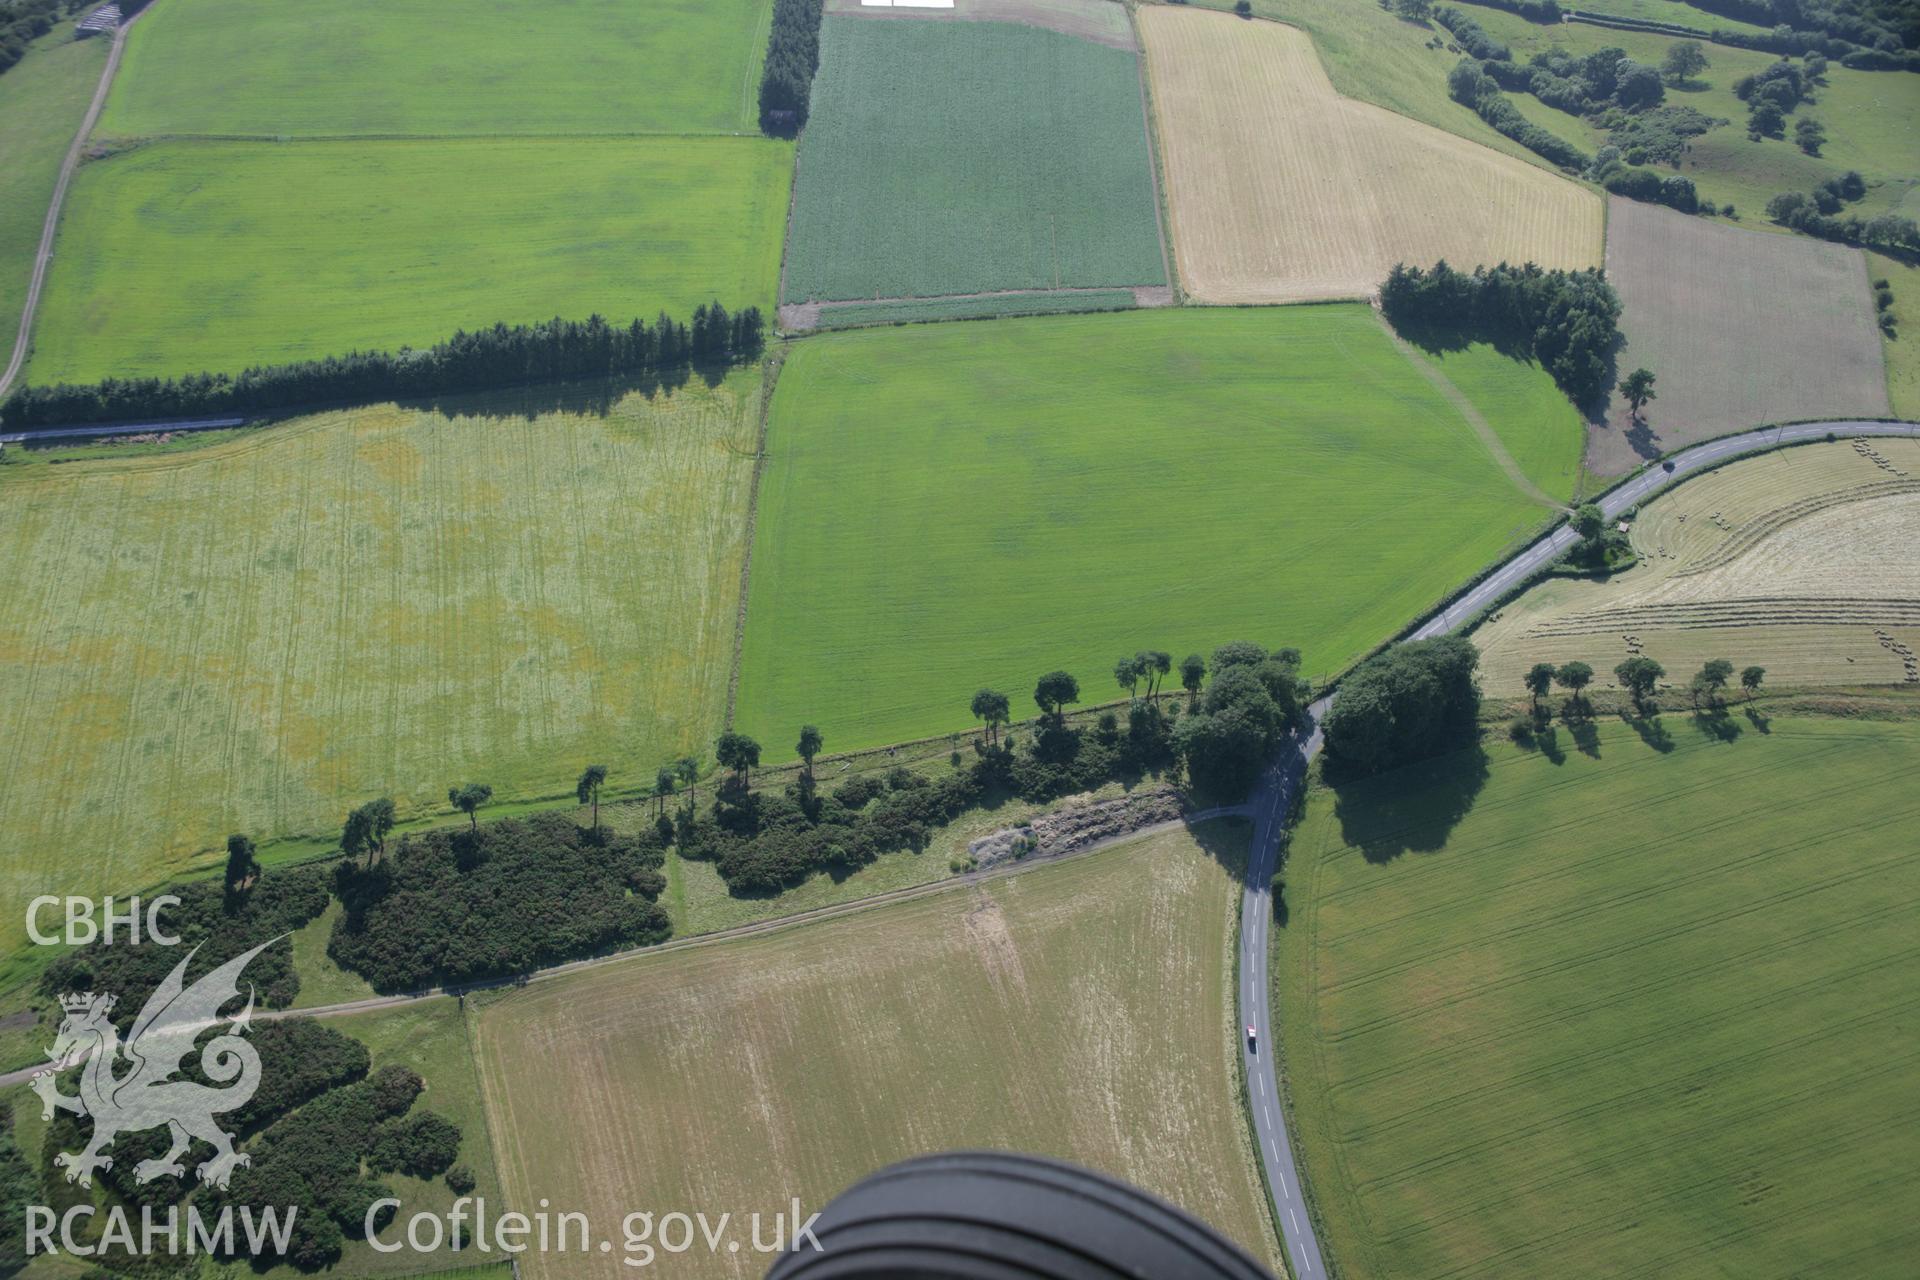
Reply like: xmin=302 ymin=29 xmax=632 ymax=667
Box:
xmin=1138 ymin=7 xmax=1602 ymax=303
xmin=780 ymin=17 xmax=1166 ymax=303
xmin=735 ymin=305 xmax=1577 ymax=753
xmin=27 ymin=136 xmax=791 ymax=384
xmin=1475 ymin=438 xmax=1920 ymax=694
xmin=1594 ymin=198 xmax=1891 ymax=473
xmin=474 ymin=821 xmax=1280 ymax=1280
xmin=98 ymin=0 xmax=774 ymax=136
xmin=1280 ymin=716 xmax=1920 ymax=1280
xmin=0 ymin=377 xmax=759 ymax=953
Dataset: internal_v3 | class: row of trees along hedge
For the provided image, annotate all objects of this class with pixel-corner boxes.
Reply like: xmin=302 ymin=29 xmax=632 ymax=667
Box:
xmin=1651 ymin=0 xmax=1919 ymax=65
xmin=328 ymin=810 xmax=671 ymax=991
xmin=1379 ymin=260 xmax=1623 ymax=406
xmin=1767 ymin=182 xmax=1920 ymax=250
xmin=0 ymin=303 xmax=765 ymax=430
xmin=680 ymin=643 xmax=1310 ymax=895
xmin=1322 ymin=636 xmax=1483 ymax=776
xmin=757 ymin=0 xmax=824 ymax=136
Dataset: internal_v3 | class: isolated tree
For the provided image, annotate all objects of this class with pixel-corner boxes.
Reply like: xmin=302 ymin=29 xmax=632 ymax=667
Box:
xmin=1180 ymin=653 xmax=1207 ymax=711
xmin=675 ymin=755 xmax=701 ymax=812
xmin=1114 ymin=655 xmax=1143 ymax=701
xmin=1618 ymin=368 xmax=1657 ymax=421
xmin=715 ymin=732 xmax=761 ymax=784
xmin=1525 ymin=662 xmax=1558 ymax=711
xmin=362 ymin=796 xmax=396 ymax=861
xmin=225 ymin=834 xmax=258 ymax=891
xmin=1233 ymin=0 xmax=1251 ymax=14
xmin=576 ymin=764 xmax=607 ymax=832
xmin=1794 ymin=116 xmax=1827 ymax=155
xmin=1741 ymin=665 xmax=1766 ymax=700
xmin=1693 ymin=658 xmax=1734 ymax=707
xmin=796 ymin=725 xmax=824 ymax=784
xmin=1571 ymin=503 xmax=1606 ymax=544
xmin=1141 ymin=650 xmax=1173 ymax=699
xmin=447 ymin=783 xmax=493 ymax=833
xmin=653 ymin=766 xmax=677 ymax=818
xmin=1662 ymin=40 xmax=1708 ymax=85
xmin=970 ymin=688 xmax=1010 ymax=745
xmin=1614 ymin=656 xmax=1666 ymax=711
xmin=1555 ymin=660 xmax=1594 ymax=709
xmin=1033 ymin=670 xmax=1080 ymax=725
xmin=1391 ymin=0 xmax=1433 ymax=20
xmin=340 ymin=806 xmax=372 ymax=864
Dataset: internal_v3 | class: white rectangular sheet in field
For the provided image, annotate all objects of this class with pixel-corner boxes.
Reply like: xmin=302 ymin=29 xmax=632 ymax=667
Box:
xmin=860 ymin=0 xmax=892 ymax=6
xmin=894 ymin=0 xmax=957 ymax=7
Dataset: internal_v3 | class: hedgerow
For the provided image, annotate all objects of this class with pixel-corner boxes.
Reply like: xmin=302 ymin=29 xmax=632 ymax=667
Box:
xmin=1 ymin=304 xmax=764 ymax=430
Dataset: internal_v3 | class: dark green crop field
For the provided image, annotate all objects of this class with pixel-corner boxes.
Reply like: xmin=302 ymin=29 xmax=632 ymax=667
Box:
xmin=781 ymin=17 xmax=1166 ymax=304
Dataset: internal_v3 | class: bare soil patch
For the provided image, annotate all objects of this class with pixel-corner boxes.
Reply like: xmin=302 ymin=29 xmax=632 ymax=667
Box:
xmin=1593 ymin=197 xmax=1891 ymax=476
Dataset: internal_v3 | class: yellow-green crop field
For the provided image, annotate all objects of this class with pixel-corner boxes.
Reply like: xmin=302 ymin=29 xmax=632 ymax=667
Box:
xmin=1280 ymin=716 xmax=1920 ymax=1279
xmin=26 ymin=137 xmax=792 ymax=384
xmin=0 ymin=376 xmax=759 ymax=952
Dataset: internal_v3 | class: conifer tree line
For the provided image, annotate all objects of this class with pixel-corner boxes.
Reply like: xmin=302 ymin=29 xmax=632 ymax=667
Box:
xmin=757 ymin=0 xmax=825 ymax=136
xmin=1379 ymin=262 xmax=1623 ymax=407
xmin=1 ymin=303 xmax=765 ymax=430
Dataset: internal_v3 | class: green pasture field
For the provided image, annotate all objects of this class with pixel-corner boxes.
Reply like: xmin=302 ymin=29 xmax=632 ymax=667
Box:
xmin=1545 ymin=0 xmax=1774 ymax=33
xmin=474 ymin=821 xmax=1282 ymax=1280
xmin=1461 ymin=7 xmax=1920 ymax=222
xmin=1868 ymin=249 xmax=1919 ymax=417
xmin=0 ymin=30 xmax=107 ymax=369
xmin=1278 ymin=715 xmax=1920 ymax=1279
xmin=781 ymin=17 xmax=1166 ymax=303
xmin=98 ymin=0 xmax=772 ymax=136
xmin=0 ymin=376 xmax=759 ymax=956
xmin=735 ymin=305 xmax=1576 ymax=753
xmin=1418 ymin=342 xmax=1588 ymax=499
xmin=811 ymin=288 xmax=1139 ymax=330
xmin=25 ymin=135 xmax=791 ymax=384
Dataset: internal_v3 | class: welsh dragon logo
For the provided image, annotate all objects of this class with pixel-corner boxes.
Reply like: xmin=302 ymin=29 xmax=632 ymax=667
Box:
xmin=31 ymin=939 xmax=278 ymax=1190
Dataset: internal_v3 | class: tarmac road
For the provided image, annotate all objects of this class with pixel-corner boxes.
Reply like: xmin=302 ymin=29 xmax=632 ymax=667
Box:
xmin=1236 ymin=417 xmax=1918 ymax=1278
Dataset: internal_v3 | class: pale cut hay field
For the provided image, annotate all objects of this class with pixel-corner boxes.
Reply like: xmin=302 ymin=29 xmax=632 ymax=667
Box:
xmin=1138 ymin=7 xmax=1602 ymax=303
xmin=1474 ymin=438 xmax=1920 ymax=695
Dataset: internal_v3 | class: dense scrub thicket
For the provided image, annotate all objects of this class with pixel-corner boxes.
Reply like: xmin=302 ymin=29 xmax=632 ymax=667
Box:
xmin=34 ymin=1021 xmax=453 ymax=1273
xmin=758 ymin=0 xmax=824 ymax=135
xmin=37 ymin=865 xmax=333 ymax=1016
xmin=329 ymin=811 xmax=672 ymax=991
xmin=0 ymin=0 xmax=79 ymax=76
xmin=212 ymin=1065 xmax=458 ymax=1269
xmin=1380 ymin=260 xmax=1623 ymax=405
xmin=81 ymin=1020 xmax=371 ymax=1212
xmin=0 ymin=1100 xmax=34 ymax=1276
xmin=0 ymin=303 xmax=765 ymax=429
xmin=1322 ymin=636 xmax=1483 ymax=775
